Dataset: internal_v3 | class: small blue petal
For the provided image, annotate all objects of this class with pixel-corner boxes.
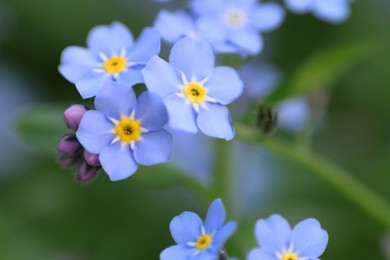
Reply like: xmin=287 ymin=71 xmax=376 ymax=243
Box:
xmin=254 ymin=214 xmax=291 ymax=254
xmin=189 ymin=250 xmax=217 ymax=260
xmin=164 ymin=94 xmax=198 ymax=133
xmin=76 ymin=111 xmax=114 ymax=154
xmin=313 ymin=0 xmax=350 ymax=24
xmin=169 ymin=38 xmax=214 ymax=82
xmin=135 ymin=91 xmax=168 ymax=130
xmin=204 ymin=199 xmax=226 ymax=233
xmin=205 ymin=66 xmax=243 ymax=105
xmin=170 ymin=211 xmax=203 ymax=244
xmin=143 ymin=56 xmax=182 ymax=98
xmin=247 ymin=249 xmax=274 ymax=260
xmin=196 ymin=16 xmax=226 ymax=43
xmin=117 ymin=68 xmax=144 ymax=86
xmin=133 ymin=130 xmax=172 ymax=166
xmin=190 ymin=0 xmax=224 ymax=16
xmin=127 ymin=27 xmax=161 ymax=65
xmin=291 ymin=218 xmax=329 ymax=258
xmin=228 ymin=30 xmax=263 ymax=55
xmin=250 ymin=3 xmax=285 ymax=32
xmin=87 ymin=21 xmax=134 ymax=54
xmin=277 ymin=97 xmax=310 ymax=133
xmin=285 ymin=0 xmax=313 ymax=13
xmin=197 ymin=103 xmax=234 ymax=140
xmin=160 ymin=245 xmax=193 ymax=260
xmin=94 ymin=82 xmax=136 ymax=119
xmin=75 ymin=73 xmax=108 ymax=99
xmin=212 ymin=221 xmax=237 ymax=250
xmin=99 ymin=142 xmax=138 ymax=181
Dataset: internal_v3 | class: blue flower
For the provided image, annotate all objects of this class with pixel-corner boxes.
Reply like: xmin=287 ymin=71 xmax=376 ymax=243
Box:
xmin=59 ymin=22 xmax=160 ymax=99
xmin=142 ymin=37 xmax=243 ymax=140
xmin=190 ymin=0 xmax=285 ymax=55
xmin=160 ymin=198 xmax=237 ymax=260
xmin=276 ymin=97 xmax=311 ymax=133
xmin=247 ymin=214 xmax=328 ymax=260
xmin=76 ymin=83 xmax=172 ymax=181
xmin=285 ymin=0 xmax=352 ymax=24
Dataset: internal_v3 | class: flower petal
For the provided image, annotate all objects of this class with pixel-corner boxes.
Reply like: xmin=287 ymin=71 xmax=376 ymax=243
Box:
xmin=204 ymin=199 xmax=226 ymax=233
xmin=196 ymin=16 xmax=226 ymax=43
xmin=197 ymin=103 xmax=234 ymax=140
xmin=254 ymin=214 xmax=291 ymax=254
xmin=99 ymin=142 xmax=138 ymax=181
xmin=250 ymin=3 xmax=285 ymax=32
xmin=170 ymin=211 xmax=203 ymax=244
xmin=160 ymin=245 xmax=193 ymax=260
xmin=87 ymin=21 xmax=134 ymax=54
xmin=164 ymin=94 xmax=198 ymax=133
xmin=285 ymin=0 xmax=313 ymax=13
xmin=313 ymin=0 xmax=350 ymax=24
xmin=228 ymin=30 xmax=263 ymax=55
xmin=135 ymin=91 xmax=168 ymax=130
xmin=291 ymin=218 xmax=329 ymax=258
xmin=127 ymin=27 xmax=161 ymax=65
xmin=75 ymin=73 xmax=108 ymax=99
xmin=117 ymin=68 xmax=145 ymax=86
xmin=211 ymin=221 xmax=237 ymax=250
xmin=94 ymin=82 xmax=136 ymax=119
xmin=143 ymin=56 xmax=182 ymax=98
xmin=76 ymin=111 xmax=114 ymax=154
xmin=247 ymin=249 xmax=274 ymax=260
xmin=205 ymin=66 xmax=243 ymax=105
xmin=169 ymin=38 xmax=214 ymax=82
xmin=133 ymin=130 xmax=172 ymax=166
xmin=190 ymin=0 xmax=224 ymax=16
xmin=154 ymin=10 xmax=195 ymax=44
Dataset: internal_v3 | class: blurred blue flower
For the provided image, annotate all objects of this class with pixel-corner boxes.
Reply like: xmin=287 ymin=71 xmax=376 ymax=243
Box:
xmin=190 ymin=0 xmax=285 ymax=55
xmin=285 ymin=0 xmax=352 ymax=24
xmin=247 ymin=214 xmax=329 ymax=260
xmin=59 ymin=22 xmax=160 ymax=99
xmin=160 ymin=198 xmax=236 ymax=260
xmin=277 ymin=97 xmax=311 ymax=133
xmin=76 ymin=83 xmax=172 ymax=181
xmin=143 ymin=37 xmax=243 ymax=140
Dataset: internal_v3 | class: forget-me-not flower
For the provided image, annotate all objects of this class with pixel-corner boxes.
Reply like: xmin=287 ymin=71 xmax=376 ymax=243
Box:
xmin=190 ymin=0 xmax=285 ymax=55
xmin=76 ymin=83 xmax=172 ymax=181
xmin=142 ymin=37 xmax=243 ymax=140
xmin=285 ymin=0 xmax=352 ymax=24
xmin=247 ymin=214 xmax=328 ymax=260
xmin=160 ymin=198 xmax=237 ymax=260
xmin=59 ymin=22 xmax=160 ymax=98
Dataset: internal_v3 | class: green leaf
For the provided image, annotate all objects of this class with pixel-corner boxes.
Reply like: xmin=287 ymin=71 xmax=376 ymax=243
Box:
xmin=16 ymin=104 xmax=68 ymax=155
xmin=265 ymin=42 xmax=376 ymax=104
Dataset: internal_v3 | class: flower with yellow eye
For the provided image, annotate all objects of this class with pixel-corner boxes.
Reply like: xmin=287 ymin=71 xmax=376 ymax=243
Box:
xmin=160 ymin=198 xmax=236 ymax=260
xmin=76 ymin=83 xmax=172 ymax=181
xmin=59 ymin=22 xmax=160 ymax=99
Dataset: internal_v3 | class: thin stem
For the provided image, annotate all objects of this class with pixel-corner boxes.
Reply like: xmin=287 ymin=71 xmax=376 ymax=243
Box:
xmin=235 ymin=122 xmax=390 ymax=228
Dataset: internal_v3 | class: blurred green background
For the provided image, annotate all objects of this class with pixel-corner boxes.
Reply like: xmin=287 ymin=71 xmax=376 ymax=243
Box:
xmin=1 ymin=0 xmax=390 ymax=259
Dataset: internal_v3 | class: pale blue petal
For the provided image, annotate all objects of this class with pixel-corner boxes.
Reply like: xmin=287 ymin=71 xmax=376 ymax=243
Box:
xmin=247 ymin=249 xmax=274 ymax=260
xmin=170 ymin=211 xmax=203 ymax=244
xmin=94 ymin=82 xmax=136 ymax=119
xmin=99 ymin=142 xmax=138 ymax=181
xmin=313 ymin=0 xmax=350 ymax=24
xmin=205 ymin=66 xmax=243 ymax=105
xmin=285 ymin=0 xmax=314 ymax=13
xmin=75 ymin=73 xmax=108 ymax=99
xmin=133 ymin=130 xmax=172 ymax=166
xmin=204 ymin=199 xmax=225 ymax=233
xmin=160 ymin=245 xmax=193 ymax=260
xmin=291 ymin=218 xmax=328 ymax=258
xmin=87 ymin=21 xmax=134 ymax=54
xmin=277 ymin=98 xmax=310 ymax=133
xmin=143 ymin=56 xmax=182 ymax=97
xmin=127 ymin=27 xmax=160 ymax=65
xmin=164 ymin=94 xmax=198 ymax=133
xmin=255 ymin=214 xmax=291 ymax=254
xmin=169 ymin=38 xmax=214 ymax=82
xmin=135 ymin=92 xmax=168 ymax=130
xmin=196 ymin=16 xmax=226 ymax=42
xmin=154 ymin=10 xmax=196 ymax=44
xmin=189 ymin=250 xmax=217 ymax=260
xmin=228 ymin=30 xmax=263 ymax=55
xmin=190 ymin=0 xmax=224 ymax=16
xmin=117 ymin=68 xmax=144 ymax=86
xmin=76 ymin=111 xmax=114 ymax=154
xmin=197 ymin=103 xmax=234 ymax=140
xmin=250 ymin=3 xmax=285 ymax=32
xmin=212 ymin=221 xmax=237 ymax=250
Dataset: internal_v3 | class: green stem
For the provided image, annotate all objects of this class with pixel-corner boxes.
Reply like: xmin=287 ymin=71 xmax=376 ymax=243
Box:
xmin=235 ymin=122 xmax=390 ymax=228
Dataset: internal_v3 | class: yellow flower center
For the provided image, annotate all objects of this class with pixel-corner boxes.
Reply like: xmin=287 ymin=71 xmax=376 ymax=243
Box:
xmin=195 ymin=234 xmax=213 ymax=251
xmin=281 ymin=252 xmax=298 ymax=260
xmin=225 ymin=9 xmax=247 ymax=28
xmin=183 ymin=81 xmax=207 ymax=104
xmin=103 ymin=56 xmax=127 ymax=74
xmin=114 ymin=117 xmax=141 ymax=144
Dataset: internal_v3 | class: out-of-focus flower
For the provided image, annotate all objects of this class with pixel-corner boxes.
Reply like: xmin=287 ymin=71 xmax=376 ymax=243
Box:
xmin=76 ymin=83 xmax=172 ymax=181
xmin=276 ymin=97 xmax=311 ymax=133
xmin=190 ymin=0 xmax=285 ymax=55
xmin=143 ymin=37 xmax=243 ymax=140
xmin=247 ymin=214 xmax=328 ymax=260
xmin=59 ymin=22 xmax=160 ymax=99
xmin=285 ymin=0 xmax=352 ymax=24
xmin=160 ymin=198 xmax=236 ymax=260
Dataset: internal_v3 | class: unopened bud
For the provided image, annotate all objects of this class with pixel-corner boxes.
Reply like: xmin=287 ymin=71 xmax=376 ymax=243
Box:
xmin=57 ymin=154 xmax=75 ymax=167
xmin=64 ymin=104 xmax=88 ymax=131
xmin=58 ymin=134 xmax=81 ymax=154
xmin=76 ymin=162 xmax=99 ymax=182
xmin=84 ymin=150 xmax=100 ymax=167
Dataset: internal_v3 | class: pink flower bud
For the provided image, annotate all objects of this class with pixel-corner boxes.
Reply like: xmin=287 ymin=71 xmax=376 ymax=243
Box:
xmin=84 ymin=150 xmax=101 ymax=167
xmin=58 ymin=134 xmax=81 ymax=154
xmin=63 ymin=104 xmax=88 ymax=131
xmin=77 ymin=162 xmax=99 ymax=182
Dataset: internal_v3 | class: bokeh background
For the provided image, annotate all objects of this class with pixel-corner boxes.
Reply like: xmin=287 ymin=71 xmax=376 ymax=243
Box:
xmin=0 ymin=0 xmax=390 ymax=259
